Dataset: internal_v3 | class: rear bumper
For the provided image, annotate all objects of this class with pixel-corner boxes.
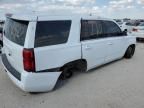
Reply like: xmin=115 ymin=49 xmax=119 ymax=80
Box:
xmin=1 ymin=54 xmax=61 ymax=92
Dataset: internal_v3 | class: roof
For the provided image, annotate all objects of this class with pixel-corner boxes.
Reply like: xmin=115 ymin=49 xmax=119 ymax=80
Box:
xmin=6 ymin=12 xmax=112 ymax=22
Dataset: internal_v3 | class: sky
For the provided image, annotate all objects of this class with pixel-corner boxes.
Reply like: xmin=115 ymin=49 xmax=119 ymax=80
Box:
xmin=0 ymin=0 xmax=144 ymax=20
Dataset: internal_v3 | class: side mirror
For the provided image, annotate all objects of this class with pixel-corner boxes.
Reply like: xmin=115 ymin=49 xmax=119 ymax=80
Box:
xmin=123 ymin=29 xmax=127 ymax=36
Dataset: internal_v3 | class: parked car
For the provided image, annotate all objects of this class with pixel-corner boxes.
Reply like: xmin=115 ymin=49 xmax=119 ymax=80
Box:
xmin=122 ymin=21 xmax=140 ymax=33
xmin=131 ymin=22 xmax=144 ymax=40
xmin=2 ymin=14 xmax=136 ymax=92
xmin=121 ymin=22 xmax=133 ymax=33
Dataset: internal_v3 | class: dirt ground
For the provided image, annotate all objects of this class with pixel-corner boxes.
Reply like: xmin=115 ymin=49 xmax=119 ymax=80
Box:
xmin=0 ymin=43 xmax=144 ymax=108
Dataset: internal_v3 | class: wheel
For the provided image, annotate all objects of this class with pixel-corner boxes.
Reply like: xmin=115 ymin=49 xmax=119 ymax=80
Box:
xmin=60 ymin=67 xmax=73 ymax=80
xmin=124 ymin=46 xmax=135 ymax=59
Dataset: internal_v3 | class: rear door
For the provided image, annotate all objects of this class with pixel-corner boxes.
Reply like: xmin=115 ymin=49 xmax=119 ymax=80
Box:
xmin=81 ymin=20 xmax=108 ymax=70
xmin=33 ymin=19 xmax=80 ymax=72
xmin=3 ymin=18 xmax=29 ymax=73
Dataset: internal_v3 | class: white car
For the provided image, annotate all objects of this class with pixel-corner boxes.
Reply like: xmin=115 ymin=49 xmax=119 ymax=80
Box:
xmin=121 ymin=22 xmax=135 ymax=33
xmin=2 ymin=14 xmax=136 ymax=92
xmin=131 ymin=22 xmax=144 ymax=40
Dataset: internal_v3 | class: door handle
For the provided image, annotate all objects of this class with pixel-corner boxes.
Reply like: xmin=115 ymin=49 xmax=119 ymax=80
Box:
xmin=85 ymin=45 xmax=91 ymax=50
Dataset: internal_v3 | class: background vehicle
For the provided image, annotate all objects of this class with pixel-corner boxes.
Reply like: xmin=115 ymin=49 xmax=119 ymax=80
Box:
xmin=131 ymin=22 xmax=144 ymax=40
xmin=121 ymin=21 xmax=140 ymax=33
xmin=2 ymin=14 xmax=136 ymax=92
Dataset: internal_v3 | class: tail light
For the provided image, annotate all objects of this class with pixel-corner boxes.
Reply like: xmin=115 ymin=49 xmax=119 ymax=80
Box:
xmin=23 ymin=48 xmax=35 ymax=72
xmin=132 ymin=28 xmax=138 ymax=32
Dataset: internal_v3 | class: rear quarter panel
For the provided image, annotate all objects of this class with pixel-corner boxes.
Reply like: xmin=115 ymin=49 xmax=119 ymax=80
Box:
xmin=34 ymin=44 xmax=81 ymax=71
xmin=124 ymin=35 xmax=136 ymax=50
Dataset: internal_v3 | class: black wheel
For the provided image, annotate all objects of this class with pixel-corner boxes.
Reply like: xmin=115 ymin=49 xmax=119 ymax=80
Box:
xmin=124 ymin=46 xmax=135 ymax=59
xmin=60 ymin=67 xmax=73 ymax=80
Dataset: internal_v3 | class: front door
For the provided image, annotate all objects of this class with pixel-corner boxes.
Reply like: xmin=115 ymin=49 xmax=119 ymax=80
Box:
xmin=102 ymin=21 xmax=126 ymax=62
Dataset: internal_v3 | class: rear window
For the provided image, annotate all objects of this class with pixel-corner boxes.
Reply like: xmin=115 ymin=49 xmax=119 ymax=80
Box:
xmin=35 ymin=20 xmax=71 ymax=47
xmin=5 ymin=18 xmax=29 ymax=46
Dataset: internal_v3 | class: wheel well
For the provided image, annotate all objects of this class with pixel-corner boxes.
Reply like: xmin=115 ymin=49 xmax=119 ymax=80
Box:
xmin=60 ymin=59 xmax=87 ymax=72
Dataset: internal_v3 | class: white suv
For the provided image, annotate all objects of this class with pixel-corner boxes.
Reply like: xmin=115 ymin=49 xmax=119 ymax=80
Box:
xmin=2 ymin=14 xmax=136 ymax=92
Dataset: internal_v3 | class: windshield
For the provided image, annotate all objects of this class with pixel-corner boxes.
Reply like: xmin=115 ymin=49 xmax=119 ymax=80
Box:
xmin=5 ymin=18 xmax=29 ymax=46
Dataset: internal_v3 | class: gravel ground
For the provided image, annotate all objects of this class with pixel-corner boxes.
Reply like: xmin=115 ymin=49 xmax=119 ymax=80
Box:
xmin=0 ymin=43 xmax=144 ymax=108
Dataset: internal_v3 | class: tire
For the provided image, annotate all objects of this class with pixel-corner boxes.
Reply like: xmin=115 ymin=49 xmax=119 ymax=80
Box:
xmin=60 ymin=66 xmax=73 ymax=80
xmin=124 ymin=46 xmax=135 ymax=59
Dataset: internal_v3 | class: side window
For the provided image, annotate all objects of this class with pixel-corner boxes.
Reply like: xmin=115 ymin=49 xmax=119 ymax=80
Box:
xmin=102 ymin=21 xmax=122 ymax=37
xmin=35 ymin=20 xmax=71 ymax=47
xmin=81 ymin=20 xmax=104 ymax=41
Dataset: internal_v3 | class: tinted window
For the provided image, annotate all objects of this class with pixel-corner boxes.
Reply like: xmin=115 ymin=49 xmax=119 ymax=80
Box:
xmin=81 ymin=20 xmax=104 ymax=41
xmin=35 ymin=21 xmax=71 ymax=47
xmin=102 ymin=21 xmax=122 ymax=37
xmin=5 ymin=18 xmax=29 ymax=46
